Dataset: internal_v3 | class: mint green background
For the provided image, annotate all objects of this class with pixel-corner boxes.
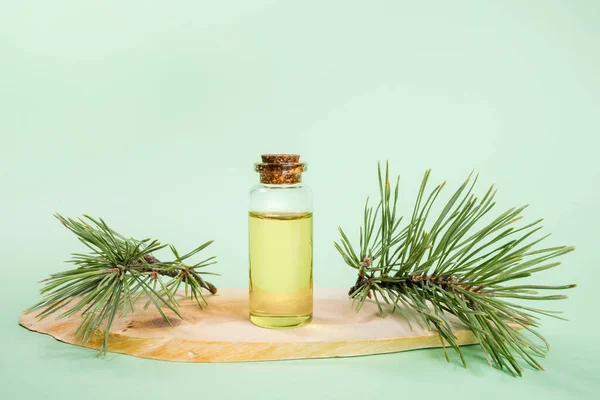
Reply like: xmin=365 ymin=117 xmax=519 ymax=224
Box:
xmin=1 ymin=1 xmax=599 ymax=399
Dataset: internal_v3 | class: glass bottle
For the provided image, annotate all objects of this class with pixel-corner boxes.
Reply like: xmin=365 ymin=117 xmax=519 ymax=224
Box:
xmin=248 ymin=154 xmax=313 ymax=329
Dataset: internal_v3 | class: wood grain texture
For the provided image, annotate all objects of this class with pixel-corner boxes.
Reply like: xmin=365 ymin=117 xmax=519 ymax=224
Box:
xmin=20 ymin=288 xmax=482 ymax=362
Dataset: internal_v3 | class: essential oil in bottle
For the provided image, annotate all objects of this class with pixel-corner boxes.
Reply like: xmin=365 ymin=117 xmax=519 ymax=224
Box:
xmin=248 ymin=154 xmax=313 ymax=328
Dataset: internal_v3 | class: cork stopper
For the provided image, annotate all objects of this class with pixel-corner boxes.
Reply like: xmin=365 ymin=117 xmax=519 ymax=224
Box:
xmin=255 ymin=154 xmax=306 ymax=184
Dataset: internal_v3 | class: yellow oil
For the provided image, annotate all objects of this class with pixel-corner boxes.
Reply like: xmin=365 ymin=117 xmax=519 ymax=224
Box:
xmin=249 ymin=211 xmax=313 ymax=328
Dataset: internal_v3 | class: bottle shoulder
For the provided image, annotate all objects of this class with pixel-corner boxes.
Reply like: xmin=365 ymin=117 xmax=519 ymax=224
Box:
xmin=249 ymin=184 xmax=312 ymax=195
xmin=249 ymin=184 xmax=312 ymax=212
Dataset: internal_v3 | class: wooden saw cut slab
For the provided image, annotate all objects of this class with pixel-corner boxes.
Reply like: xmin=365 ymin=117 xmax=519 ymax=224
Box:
xmin=20 ymin=288 xmax=481 ymax=362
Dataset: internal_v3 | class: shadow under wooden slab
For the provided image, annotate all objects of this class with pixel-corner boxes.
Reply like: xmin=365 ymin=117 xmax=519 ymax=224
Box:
xmin=19 ymin=288 xmax=483 ymax=362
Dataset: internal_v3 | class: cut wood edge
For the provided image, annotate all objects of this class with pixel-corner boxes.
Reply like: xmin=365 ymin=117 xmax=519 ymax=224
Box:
xmin=19 ymin=312 xmax=484 ymax=363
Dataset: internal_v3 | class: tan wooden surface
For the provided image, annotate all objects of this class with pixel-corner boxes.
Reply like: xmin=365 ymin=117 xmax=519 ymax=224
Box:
xmin=20 ymin=288 xmax=481 ymax=362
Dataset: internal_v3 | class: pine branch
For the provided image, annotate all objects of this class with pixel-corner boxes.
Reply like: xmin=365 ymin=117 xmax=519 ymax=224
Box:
xmin=26 ymin=214 xmax=219 ymax=356
xmin=335 ymin=163 xmax=575 ymax=376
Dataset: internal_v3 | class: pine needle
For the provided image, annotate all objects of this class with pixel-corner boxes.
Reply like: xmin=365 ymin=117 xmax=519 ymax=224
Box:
xmin=335 ymin=164 xmax=575 ymax=376
xmin=26 ymin=214 xmax=218 ymax=356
